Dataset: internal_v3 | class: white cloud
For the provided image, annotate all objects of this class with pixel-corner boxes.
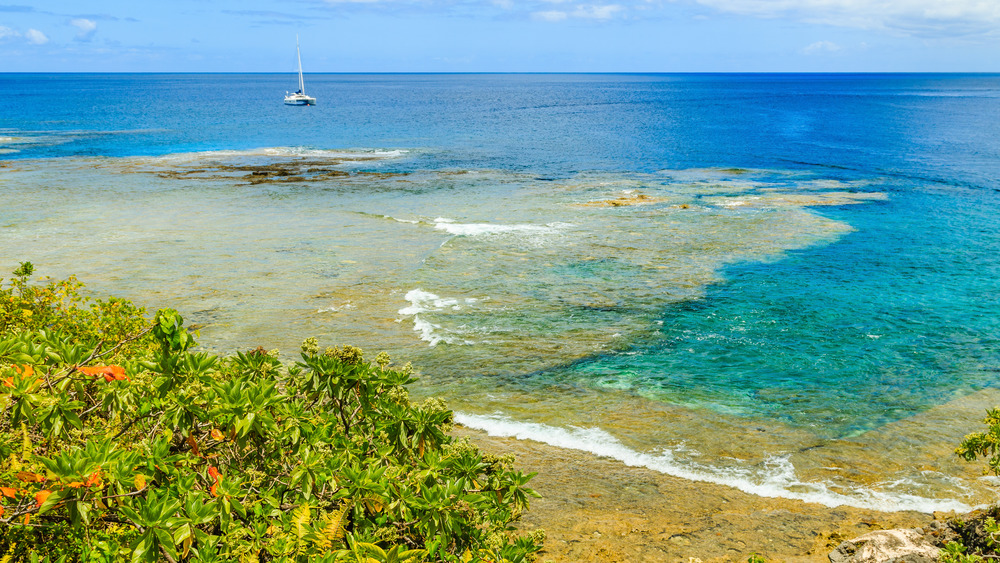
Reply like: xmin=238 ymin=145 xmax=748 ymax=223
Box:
xmin=533 ymin=9 xmax=568 ymax=20
xmin=25 ymin=28 xmax=47 ymax=44
xmin=802 ymin=40 xmax=842 ymax=54
xmin=533 ymin=3 xmax=624 ymax=20
xmin=696 ymin=0 xmax=1000 ymax=37
xmin=0 ymin=25 xmax=19 ymax=41
xmin=71 ymin=18 xmax=97 ymax=41
xmin=573 ymin=3 xmax=624 ymax=18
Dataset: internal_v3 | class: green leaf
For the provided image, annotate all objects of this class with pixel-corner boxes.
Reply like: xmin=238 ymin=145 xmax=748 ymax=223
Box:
xmin=37 ymin=488 xmax=68 ymax=515
xmin=154 ymin=528 xmax=177 ymax=560
xmin=173 ymin=523 xmax=192 ymax=546
xmin=130 ymin=534 xmax=152 ymax=563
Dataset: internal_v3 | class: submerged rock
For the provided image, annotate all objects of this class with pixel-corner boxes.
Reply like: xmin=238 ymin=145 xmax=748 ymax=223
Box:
xmin=828 ymin=529 xmax=940 ymax=563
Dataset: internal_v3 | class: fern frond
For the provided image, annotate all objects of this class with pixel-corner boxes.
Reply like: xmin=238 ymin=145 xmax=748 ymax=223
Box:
xmin=292 ymin=502 xmax=312 ymax=541
xmin=312 ymin=505 xmax=349 ymax=552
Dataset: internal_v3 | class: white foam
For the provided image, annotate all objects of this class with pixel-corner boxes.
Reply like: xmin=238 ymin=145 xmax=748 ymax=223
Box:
xmin=398 ymin=289 xmax=478 ymax=346
xmin=141 ymin=147 xmax=407 ymax=165
xmin=715 ymin=197 xmax=761 ymax=208
xmin=388 ymin=216 xmax=421 ymax=225
xmin=432 ymin=218 xmax=570 ymax=237
xmin=316 ymin=302 xmax=355 ymax=313
xmin=455 ymin=412 xmax=975 ymax=513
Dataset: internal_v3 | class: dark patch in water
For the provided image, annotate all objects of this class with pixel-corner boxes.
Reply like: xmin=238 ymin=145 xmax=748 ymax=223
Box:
xmin=150 ymin=158 xmax=408 ymax=185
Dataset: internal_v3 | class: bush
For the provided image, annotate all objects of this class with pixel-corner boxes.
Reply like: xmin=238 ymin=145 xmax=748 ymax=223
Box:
xmin=949 ymin=412 xmax=1000 ymax=561
xmin=0 ymin=265 xmax=543 ymax=562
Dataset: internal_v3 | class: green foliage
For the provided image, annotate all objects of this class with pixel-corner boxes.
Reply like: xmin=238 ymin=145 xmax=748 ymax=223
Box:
xmin=0 ymin=261 xmax=153 ymax=358
xmin=941 ymin=541 xmax=985 ymax=563
xmin=942 ymin=511 xmax=1000 ymax=562
xmin=952 ymin=412 xmax=1000 ymax=562
xmin=957 ymin=409 xmax=1000 ymax=476
xmin=0 ymin=266 xmax=543 ymax=562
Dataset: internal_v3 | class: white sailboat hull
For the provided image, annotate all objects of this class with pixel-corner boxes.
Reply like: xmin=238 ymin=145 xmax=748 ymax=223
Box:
xmin=284 ymin=92 xmax=316 ymax=105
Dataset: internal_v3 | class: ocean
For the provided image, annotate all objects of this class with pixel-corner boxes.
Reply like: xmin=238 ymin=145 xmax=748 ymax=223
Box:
xmin=3 ymin=72 xmax=1000 ymax=513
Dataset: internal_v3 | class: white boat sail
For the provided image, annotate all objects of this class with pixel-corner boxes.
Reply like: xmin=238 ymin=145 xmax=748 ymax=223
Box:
xmin=284 ymin=36 xmax=316 ymax=106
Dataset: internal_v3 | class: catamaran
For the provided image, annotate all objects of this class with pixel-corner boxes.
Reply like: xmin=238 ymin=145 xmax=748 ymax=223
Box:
xmin=284 ymin=36 xmax=316 ymax=106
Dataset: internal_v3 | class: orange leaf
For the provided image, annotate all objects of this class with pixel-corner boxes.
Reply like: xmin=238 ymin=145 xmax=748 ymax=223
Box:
xmin=22 ymin=513 xmax=29 ymax=525
xmin=13 ymin=364 xmax=33 ymax=377
xmin=35 ymin=489 xmax=51 ymax=507
xmin=16 ymin=472 xmax=44 ymax=483
xmin=65 ymin=481 xmax=84 ymax=488
xmin=134 ymin=474 xmax=147 ymax=490
xmin=0 ymin=486 xmax=16 ymax=498
xmin=84 ymin=470 xmax=102 ymax=488
xmin=209 ymin=483 xmax=218 ymax=497
xmin=186 ymin=435 xmax=201 ymax=457
xmin=0 ymin=504 xmax=5 ymax=517
xmin=79 ymin=365 xmax=128 ymax=382
xmin=210 ymin=429 xmax=224 ymax=441
xmin=2 ymin=376 xmax=12 ymax=388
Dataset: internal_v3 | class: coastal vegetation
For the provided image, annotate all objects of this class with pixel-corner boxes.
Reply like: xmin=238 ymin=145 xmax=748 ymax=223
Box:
xmin=0 ymin=263 xmax=544 ymax=562
xmin=941 ymin=415 xmax=1000 ymax=562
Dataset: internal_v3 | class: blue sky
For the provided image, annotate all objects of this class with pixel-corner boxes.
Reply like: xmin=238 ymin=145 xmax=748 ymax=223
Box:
xmin=1 ymin=0 xmax=997 ymax=72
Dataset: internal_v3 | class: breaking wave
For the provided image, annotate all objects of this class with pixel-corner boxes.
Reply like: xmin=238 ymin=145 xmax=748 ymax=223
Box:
xmin=455 ymin=412 xmax=976 ymax=514
xmin=398 ymin=289 xmax=481 ymax=346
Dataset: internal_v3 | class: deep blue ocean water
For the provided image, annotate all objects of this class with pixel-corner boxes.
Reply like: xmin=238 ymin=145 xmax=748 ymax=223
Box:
xmin=4 ymin=73 xmax=1000 ymax=510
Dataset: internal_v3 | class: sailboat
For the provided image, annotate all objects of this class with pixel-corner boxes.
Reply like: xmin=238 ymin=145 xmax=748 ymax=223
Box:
xmin=284 ymin=35 xmax=316 ymax=106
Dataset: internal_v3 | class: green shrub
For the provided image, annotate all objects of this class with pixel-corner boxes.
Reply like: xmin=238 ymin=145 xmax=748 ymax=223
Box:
xmin=0 ymin=265 xmax=543 ymax=562
xmin=951 ymin=413 xmax=1000 ymax=562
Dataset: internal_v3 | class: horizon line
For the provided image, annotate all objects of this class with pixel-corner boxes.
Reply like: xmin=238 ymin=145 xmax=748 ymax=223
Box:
xmin=2 ymin=71 xmax=999 ymax=75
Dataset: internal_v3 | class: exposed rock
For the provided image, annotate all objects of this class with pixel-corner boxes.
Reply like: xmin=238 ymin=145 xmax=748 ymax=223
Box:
xmin=919 ymin=519 xmax=960 ymax=547
xmin=577 ymin=192 xmax=667 ymax=207
xmin=147 ymin=157 xmax=402 ymax=185
xmin=828 ymin=529 xmax=940 ymax=563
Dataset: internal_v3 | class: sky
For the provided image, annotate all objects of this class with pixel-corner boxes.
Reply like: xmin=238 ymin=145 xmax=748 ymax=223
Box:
xmin=0 ymin=0 xmax=998 ymax=72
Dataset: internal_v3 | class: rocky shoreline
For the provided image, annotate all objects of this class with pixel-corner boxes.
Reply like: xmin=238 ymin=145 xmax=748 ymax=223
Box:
xmin=454 ymin=426 xmax=984 ymax=562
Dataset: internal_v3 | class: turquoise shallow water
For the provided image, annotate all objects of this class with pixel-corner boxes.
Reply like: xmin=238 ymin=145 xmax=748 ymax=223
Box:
xmin=3 ymin=73 xmax=1000 ymax=511
xmin=563 ymin=184 xmax=1000 ymax=435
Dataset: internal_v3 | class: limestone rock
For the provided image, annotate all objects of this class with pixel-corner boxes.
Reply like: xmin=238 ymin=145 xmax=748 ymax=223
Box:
xmin=828 ymin=529 xmax=940 ymax=563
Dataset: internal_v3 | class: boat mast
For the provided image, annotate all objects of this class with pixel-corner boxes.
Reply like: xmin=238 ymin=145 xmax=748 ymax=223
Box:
xmin=296 ymin=35 xmax=305 ymax=94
